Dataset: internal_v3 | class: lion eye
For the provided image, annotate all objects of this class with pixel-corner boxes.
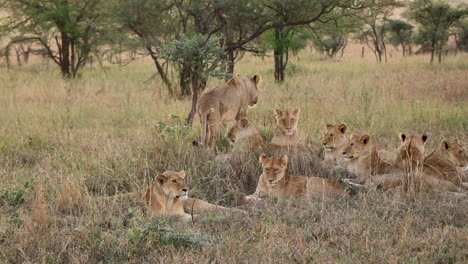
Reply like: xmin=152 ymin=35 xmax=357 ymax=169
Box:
xmin=172 ymin=180 xmax=177 ymax=183
xmin=351 ymin=143 xmax=354 ymax=146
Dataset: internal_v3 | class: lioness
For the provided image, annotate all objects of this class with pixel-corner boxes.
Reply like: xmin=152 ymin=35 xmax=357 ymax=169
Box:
xmin=270 ymin=108 xmax=305 ymax=147
xmin=423 ymin=138 xmax=468 ymax=190
xmin=245 ymin=154 xmax=346 ymax=201
xmin=226 ymin=118 xmax=310 ymax=153
xmin=144 ymin=170 xmax=244 ymax=221
xmin=322 ymin=123 xmax=349 ymax=166
xmin=341 ymin=133 xmax=397 ymax=184
xmin=369 ymin=134 xmax=466 ymax=193
xmin=193 ymin=74 xmax=261 ymax=149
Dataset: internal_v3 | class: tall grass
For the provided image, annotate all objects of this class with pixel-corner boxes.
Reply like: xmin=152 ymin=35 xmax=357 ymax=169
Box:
xmin=0 ymin=50 xmax=467 ymax=263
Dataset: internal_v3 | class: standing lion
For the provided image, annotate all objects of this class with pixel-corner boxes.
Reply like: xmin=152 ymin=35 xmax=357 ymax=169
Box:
xmin=193 ymin=74 xmax=261 ymax=149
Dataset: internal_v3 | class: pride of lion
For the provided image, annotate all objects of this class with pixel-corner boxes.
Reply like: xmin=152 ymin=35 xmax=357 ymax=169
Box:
xmin=108 ymin=74 xmax=467 ymax=222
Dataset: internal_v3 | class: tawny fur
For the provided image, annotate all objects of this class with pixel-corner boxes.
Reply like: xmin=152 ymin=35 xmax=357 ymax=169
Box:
xmin=245 ymin=154 xmax=345 ymax=201
xmin=194 ymin=74 xmax=261 ymax=149
xmin=270 ymin=108 xmax=305 ymax=147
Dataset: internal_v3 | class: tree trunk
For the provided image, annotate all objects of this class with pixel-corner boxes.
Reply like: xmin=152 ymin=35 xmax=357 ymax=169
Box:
xmin=180 ymin=65 xmax=192 ymax=97
xmin=225 ymin=48 xmax=235 ymax=78
xmin=60 ymin=34 xmax=72 ymax=78
xmin=147 ymin=46 xmax=173 ymax=95
xmin=273 ymin=27 xmax=285 ymax=82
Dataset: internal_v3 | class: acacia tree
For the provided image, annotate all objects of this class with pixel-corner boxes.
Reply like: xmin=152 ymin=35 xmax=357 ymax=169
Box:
xmin=410 ymin=0 xmax=468 ymax=63
xmin=0 ymin=0 xmax=107 ymax=78
xmin=159 ymin=35 xmax=225 ymax=125
xmin=356 ymin=0 xmax=399 ymax=62
xmin=310 ymin=9 xmax=361 ymax=58
xmin=109 ymin=0 xmax=176 ymax=94
xmin=386 ymin=19 xmax=414 ymax=56
xmin=261 ymin=26 xmax=309 ymax=82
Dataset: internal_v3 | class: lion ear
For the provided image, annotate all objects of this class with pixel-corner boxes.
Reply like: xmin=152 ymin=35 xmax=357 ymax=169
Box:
xmin=179 ymin=170 xmax=186 ymax=179
xmin=360 ymin=134 xmax=370 ymax=145
xmin=422 ymin=133 xmax=428 ymax=144
xmin=399 ymin=133 xmax=407 ymax=142
xmin=259 ymin=153 xmax=268 ymax=164
xmin=325 ymin=123 xmax=333 ymax=130
xmin=155 ymin=174 xmax=168 ymax=185
xmin=337 ymin=123 xmax=347 ymax=134
xmin=253 ymin=74 xmax=261 ymax=86
xmin=274 ymin=108 xmax=282 ymax=118
xmin=240 ymin=118 xmax=249 ymax=128
xmin=442 ymin=139 xmax=451 ymax=150
xmin=293 ymin=108 xmax=301 ymax=117
xmin=280 ymin=155 xmax=288 ymax=167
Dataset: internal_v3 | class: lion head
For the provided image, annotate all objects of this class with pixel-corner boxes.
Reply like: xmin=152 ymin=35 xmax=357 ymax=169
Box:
xmin=227 ymin=118 xmax=259 ymax=144
xmin=259 ymin=154 xmax=288 ymax=187
xmin=439 ymin=138 xmax=467 ymax=168
xmin=147 ymin=170 xmax=189 ymax=202
xmin=342 ymin=133 xmax=372 ymax=160
xmin=274 ymin=108 xmax=300 ymax=136
xmin=235 ymin=74 xmax=261 ymax=108
xmin=395 ymin=133 xmax=428 ymax=171
xmin=323 ymin=123 xmax=348 ymax=152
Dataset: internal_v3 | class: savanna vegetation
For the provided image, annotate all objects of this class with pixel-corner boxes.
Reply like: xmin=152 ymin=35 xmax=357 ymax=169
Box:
xmin=0 ymin=0 xmax=467 ymax=263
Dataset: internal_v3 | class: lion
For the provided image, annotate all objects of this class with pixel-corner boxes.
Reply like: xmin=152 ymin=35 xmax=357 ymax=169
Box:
xmin=245 ymin=154 xmax=346 ymax=201
xmin=193 ymin=74 xmax=261 ymax=149
xmin=422 ymin=138 xmax=468 ymax=190
xmin=322 ymin=123 xmax=349 ymax=166
xmin=341 ymin=133 xmax=397 ymax=184
xmin=361 ymin=134 xmax=467 ymax=194
xmin=144 ymin=170 xmax=244 ymax=221
xmin=226 ymin=118 xmax=310 ymax=154
xmin=270 ymin=108 xmax=305 ymax=147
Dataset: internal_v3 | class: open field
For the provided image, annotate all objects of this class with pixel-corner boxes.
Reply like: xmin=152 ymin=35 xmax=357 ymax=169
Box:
xmin=0 ymin=50 xmax=467 ymax=263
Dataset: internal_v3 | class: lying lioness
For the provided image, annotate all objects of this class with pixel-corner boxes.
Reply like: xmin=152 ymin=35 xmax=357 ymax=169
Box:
xmin=245 ymin=154 xmax=346 ymax=201
xmin=271 ymin=108 xmax=305 ymax=146
xmin=355 ymin=134 xmax=467 ymax=194
xmin=342 ymin=133 xmax=397 ymax=184
xmin=226 ymin=118 xmax=310 ymax=153
xmin=144 ymin=170 xmax=244 ymax=221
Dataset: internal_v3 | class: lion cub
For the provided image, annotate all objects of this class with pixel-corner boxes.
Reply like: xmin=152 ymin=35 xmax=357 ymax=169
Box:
xmin=144 ymin=170 xmax=243 ymax=221
xmin=245 ymin=154 xmax=346 ymax=201
xmin=341 ymin=133 xmax=397 ymax=184
xmin=271 ymin=108 xmax=305 ymax=147
xmin=322 ymin=123 xmax=349 ymax=166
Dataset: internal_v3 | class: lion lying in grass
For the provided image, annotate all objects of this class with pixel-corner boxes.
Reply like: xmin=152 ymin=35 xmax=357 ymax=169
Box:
xmin=226 ymin=118 xmax=310 ymax=154
xmin=341 ymin=133 xmax=398 ymax=184
xmin=271 ymin=108 xmax=305 ymax=147
xmin=245 ymin=154 xmax=346 ymax=201
xmin=143 ymin=170 xmax=245 ymax=221
xmin=348 ymin=134 xmax=467 ymax=194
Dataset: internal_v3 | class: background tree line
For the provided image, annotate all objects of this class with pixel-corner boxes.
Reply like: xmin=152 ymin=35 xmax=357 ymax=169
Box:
xmin=0 ymin=0 xmax=467 ymax=123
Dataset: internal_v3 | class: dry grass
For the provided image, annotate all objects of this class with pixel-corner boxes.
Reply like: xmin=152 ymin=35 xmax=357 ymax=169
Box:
xmin=0 ymin=48 xmax=467 ymax=263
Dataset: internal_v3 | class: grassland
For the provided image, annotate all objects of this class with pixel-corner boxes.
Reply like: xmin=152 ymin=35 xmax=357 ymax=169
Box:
xmin=0 ymin=50 xmax=467 ymax=263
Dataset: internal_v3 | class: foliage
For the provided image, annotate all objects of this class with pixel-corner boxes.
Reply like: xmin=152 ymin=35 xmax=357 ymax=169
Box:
xmin=311 ymin=9 xmax=362 ymax=57
xmin=386 ymin=19 xmax=414 ymax=56
xmin=0 ymin=0 xmax=109 ymax=78
xmin=409 ymin=0 xmax=468 ymax=63
xmin=454 ymin=20 xmax=468 ymax=51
